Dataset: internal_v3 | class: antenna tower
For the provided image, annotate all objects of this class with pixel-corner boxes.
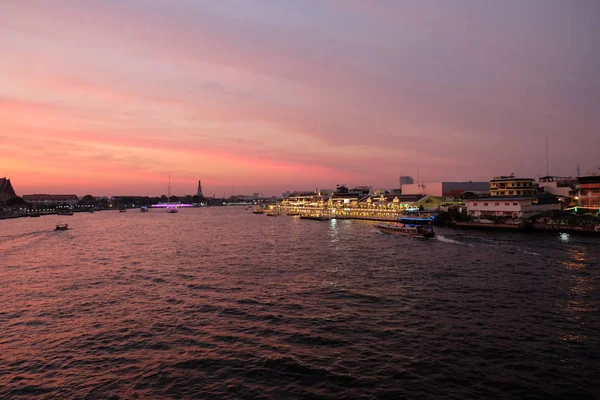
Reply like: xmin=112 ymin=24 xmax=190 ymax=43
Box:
xmin=546 ymin=136 xmax=549 ymax=176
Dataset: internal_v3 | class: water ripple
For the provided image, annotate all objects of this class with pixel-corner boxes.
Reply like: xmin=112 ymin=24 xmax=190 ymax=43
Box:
xmin=0 ymin=209 xmax=599 ymax=399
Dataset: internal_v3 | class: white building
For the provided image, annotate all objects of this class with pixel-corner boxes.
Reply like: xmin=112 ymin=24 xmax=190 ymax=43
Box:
xmin=464 ymin=196 xmax=560 ymax=220
xmin=402 ymin=181 xmax=489 ymax=197
xmin=537 ymin=176 xmax=576 ymax=197
xmin=22 ymin=194 xmax=79 ymax=206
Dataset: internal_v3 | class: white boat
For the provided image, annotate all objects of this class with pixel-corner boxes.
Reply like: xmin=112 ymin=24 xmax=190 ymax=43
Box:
xmin=166 ymin=205 xmax=178 ymax=213
xmin=377 ymin=217 xmax=435 ymax=238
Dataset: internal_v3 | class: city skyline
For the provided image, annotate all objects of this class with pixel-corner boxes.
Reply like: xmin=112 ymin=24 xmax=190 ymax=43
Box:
xmin=1 ymin=1 xmax=599 ymax=196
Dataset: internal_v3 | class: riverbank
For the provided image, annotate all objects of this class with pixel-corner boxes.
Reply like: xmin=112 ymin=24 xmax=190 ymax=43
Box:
xmin=0 ymin=208 xmax=105 ymax=220
xmin=438 ymin=220 xmax=600 ymax=236
xmin=272 ymin=207 xmax=600 ymax=236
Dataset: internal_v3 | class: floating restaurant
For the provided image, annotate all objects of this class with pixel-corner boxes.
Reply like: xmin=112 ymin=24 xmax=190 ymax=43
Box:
xmin=277 ymin=186 xmax=443 ymax=222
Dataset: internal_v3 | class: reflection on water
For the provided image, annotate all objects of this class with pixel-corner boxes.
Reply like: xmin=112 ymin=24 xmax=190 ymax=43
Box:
xmin=559 ymin=245 xmax=595 ymax=345
xmin=568 ymin=246 xmax=588 ymax=263
xmin=328 ymin=218 xmax=338 ymax=243
xmin=561 ymin=247 xmax=587 ymax=270
xmin=559 ymin=232 xmax=571 ymax=242
xmin=0 ymin=209 xmax=599 ymax=399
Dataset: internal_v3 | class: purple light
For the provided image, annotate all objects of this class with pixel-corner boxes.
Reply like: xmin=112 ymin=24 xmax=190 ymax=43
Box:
xmin=151 ymin=203 xmax=194 ymax=208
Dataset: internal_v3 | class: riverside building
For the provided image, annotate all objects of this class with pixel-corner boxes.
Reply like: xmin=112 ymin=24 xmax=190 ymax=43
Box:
xmin=464 ymin=174 xmax=561 ymax=222
xmin=489 ymin=175 xmax=536 ymax=196
xmin=537 ymin=176 xmax=577 ymax=197
xmin=464 ymin=195 xmax=560 ymax=220
xmin=22 ymin=194 xmax=79 ymax=207
xmin=577 ymin=174 xmax=600 ymax=211
xmin=401 ymin=181 xmax=489 ymax=197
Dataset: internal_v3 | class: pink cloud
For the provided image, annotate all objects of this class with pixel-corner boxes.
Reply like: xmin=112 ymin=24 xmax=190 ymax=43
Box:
xmin=1 ymin=0 xmax=598 ymax=195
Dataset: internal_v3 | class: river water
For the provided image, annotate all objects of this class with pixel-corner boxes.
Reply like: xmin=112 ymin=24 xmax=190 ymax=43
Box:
xmin=1 ymin=208 xmax=599 ymax=399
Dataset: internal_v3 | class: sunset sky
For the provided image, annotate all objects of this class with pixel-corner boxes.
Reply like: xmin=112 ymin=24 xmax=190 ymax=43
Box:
xmin=1 ymin=1 xmax=598 ymax=196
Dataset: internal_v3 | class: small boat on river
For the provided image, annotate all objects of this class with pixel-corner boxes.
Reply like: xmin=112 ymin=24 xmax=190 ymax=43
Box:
xmin=377 ymin=217 xmax=435 ymax=238
xmin=55 ymin=224 xmax=68 ymax=231
xmin=140 ymin=206 xmax=149 ymax=212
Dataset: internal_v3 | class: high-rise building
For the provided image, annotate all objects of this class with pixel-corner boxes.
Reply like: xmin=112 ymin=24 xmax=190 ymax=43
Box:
xmin=399 ymin=176 xmax=414 ymax=187
xmin=0 ymin=177 xmax=17 ymax=204
xmin=197 ymin=180 xmax=204 ymax=197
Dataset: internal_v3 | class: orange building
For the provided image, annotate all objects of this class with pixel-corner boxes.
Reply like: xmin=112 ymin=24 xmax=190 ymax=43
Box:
xmin=577 ymin=175 xmax=600 ymax=210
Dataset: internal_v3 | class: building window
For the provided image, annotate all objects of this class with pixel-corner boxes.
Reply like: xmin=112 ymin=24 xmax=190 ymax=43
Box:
xmin=473 ymin=203 xmax=478 ymax=206
xmin=484 ymin=203 xmax=488 ymax=206
xmin=495 ymin=203 xmax=500 ymax=206
xmin=513 ymin=203 xmax=518 ymax=206
xmin=505 ymin=203 xmax=510 ymax=206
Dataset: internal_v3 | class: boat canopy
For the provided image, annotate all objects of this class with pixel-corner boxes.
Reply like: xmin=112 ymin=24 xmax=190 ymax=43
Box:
xmin=398 ymin=216 xmax=434 ymax=225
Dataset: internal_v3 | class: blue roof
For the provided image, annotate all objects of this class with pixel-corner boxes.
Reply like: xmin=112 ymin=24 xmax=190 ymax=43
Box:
xmin=399 ymin=216 xmax=435 ymax=221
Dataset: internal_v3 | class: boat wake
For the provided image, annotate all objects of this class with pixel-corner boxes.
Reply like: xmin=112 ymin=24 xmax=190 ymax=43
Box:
xmin=0 ymin=229 xmax=50 ymax=242
xmin=435 ymin=234 xmax=463 ymax=245
xmin=436 ymin=233 xmax=542 ymax=256
xmin=0 ymin=230 xmax=51 ymax=254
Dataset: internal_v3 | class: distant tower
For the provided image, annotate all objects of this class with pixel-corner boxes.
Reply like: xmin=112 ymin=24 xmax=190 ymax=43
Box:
xmin=197 ymin=180 xmax=204 ymax=197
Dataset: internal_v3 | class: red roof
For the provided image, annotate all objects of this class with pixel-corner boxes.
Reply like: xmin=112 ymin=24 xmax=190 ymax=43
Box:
xmin=0 ymin=178 xmax=17 ymax=199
